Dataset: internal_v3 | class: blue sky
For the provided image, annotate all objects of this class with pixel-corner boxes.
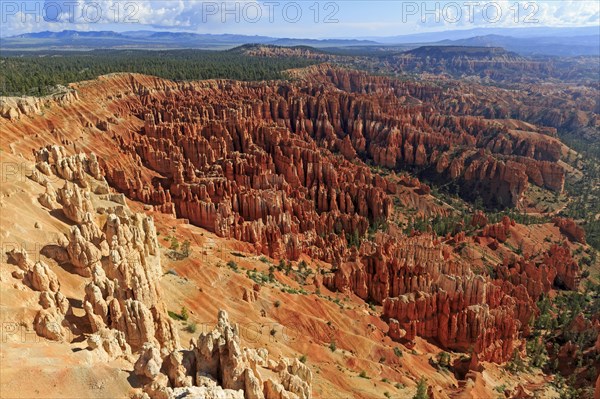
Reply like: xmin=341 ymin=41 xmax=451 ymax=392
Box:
xmin=1 ymin=1 xmax=598 ymax=38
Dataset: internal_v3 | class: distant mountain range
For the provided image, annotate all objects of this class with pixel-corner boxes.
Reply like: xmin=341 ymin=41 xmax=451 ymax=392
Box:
xmin=435 ymin=33 xmax=600 ymax=57
xmin=360 ymin=26 xmax=599 ymax=42
xmin=1 ymin=30 xmax=378 ymax=50
xmin=404 ymin=45 xmax=512 ymax=57
xmin=2 ymin=27 xmax=599 ymax=56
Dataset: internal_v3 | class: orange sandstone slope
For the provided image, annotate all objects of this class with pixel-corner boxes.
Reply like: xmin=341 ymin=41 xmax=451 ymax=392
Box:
xmin=0 ymin=68 xmax=594 ymax=399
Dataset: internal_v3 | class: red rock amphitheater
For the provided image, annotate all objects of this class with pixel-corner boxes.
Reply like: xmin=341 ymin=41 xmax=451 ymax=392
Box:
xmin=0 ymin=67 xmax=596 ymax=399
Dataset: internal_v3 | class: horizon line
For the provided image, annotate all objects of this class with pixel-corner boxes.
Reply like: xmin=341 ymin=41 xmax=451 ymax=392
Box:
xmin=4 ymin=25 xmax=599 ymax=40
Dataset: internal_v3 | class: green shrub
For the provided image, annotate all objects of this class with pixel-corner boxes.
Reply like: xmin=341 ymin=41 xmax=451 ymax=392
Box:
xmin=227 ymin=260 xmax=239 ymax=272
xmin=181 ymin=240 xmax=191 ymax=257
xmin=328 ymin=342 xmax=336 ymax=352
xmin=185 ymin=322 xmax=197 ymax=333
xmin=505 ymin=349 xmax=527 ymax=373
xmin=180 ymin=307 xmax=189 ymax=321
xmin=277 ymin=259 xmax=286 ymax=271
xmin=413 ymin=377 xmax=428 ymax=399
xmin=168 ymin=310 xmax=183 ymax=320
xmin=437 ymin=351 xmax=450 ymax=368
xmin=170 ymin=236 xmax=180 ymax=251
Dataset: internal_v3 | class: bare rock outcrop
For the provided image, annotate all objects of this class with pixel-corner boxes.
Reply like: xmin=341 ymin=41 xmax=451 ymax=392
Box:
xmin=7 ymin=248 xmax=34 ymax=271
xmin=136 ymin=310 xmax=312 ymax=399
xmin=87 ymin=327 xmax=132 ymax=361
xmin=34 ymin=290 xmax=71 ymax=342
xmin=28 ymin=146 xmax=179 ymax=353
xmin=65 ymin=225 xmax=102 ymax=277
xmin=7 ymin=249 xmax=71 ymax=342
xmin=7 ymin=63 xmax=585 ymax=392
xmin=38 ymin=182 xmax=60 ymax=209
xmin=135 ymin=343 xmax=164 ymax=380
xmin=28 ymin=261 xmax=60 ymax=292
xmin=481 ymin=216 xmax=514 ymax=243
xmin=553 ymin=217 xmax=586 ymax=244
xmin=57 ymin=182 xmax=95 ymax=224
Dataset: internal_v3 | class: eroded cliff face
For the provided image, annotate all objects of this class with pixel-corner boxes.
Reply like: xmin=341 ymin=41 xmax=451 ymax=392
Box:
xmin=92 ymin=62 xmax=576 ymax=364
xmin=0 ymin=89 xmax=79 ymax=120
xmin=86 ymin=67 xmax=569 ymax=265
xmin=245 ymin=46 xmax=600 ymax=141
xmin=321 ymin=218 xmax=581 ymax=364
xmin=0 ymin=69 xmax=586 ymax=394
